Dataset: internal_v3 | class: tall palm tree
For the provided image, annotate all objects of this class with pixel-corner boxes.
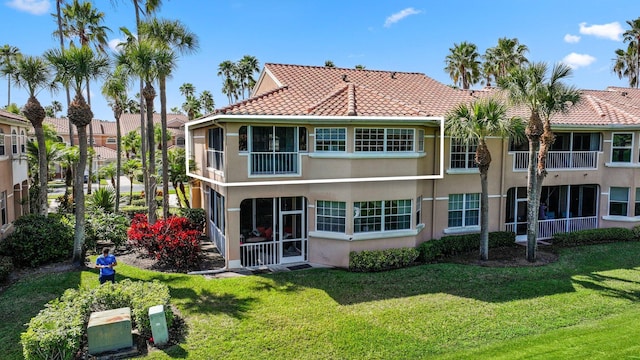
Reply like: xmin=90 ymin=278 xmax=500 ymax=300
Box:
xmin=168 ymin=147 xmax=190 ymax=208
xmin=59 ymin=144 xmax=79 ymax=192
xmin=45 ymin=45 xmax=109 ymax=265
xmin=498 ymin=62 xmax=581 ymax=262
xmin=179 ymin=82 xmax=195 ymax=98
xmin=446 ymin=98 xmax=525 ymax=260
xmin=54 ymin=0 xmax=74 ymax=145
xmin=182 ymin=95 xmax=200 ymax=120
xmin=0 ymin=44 xmax=21 ymax=107
xmin=13 ymin=55 xmax=55 ymax=215
xmin=122 ymin=129 xmax=141 ymax=159
xmin=59 ymin=0 xmax=111 ymax=193
xmin=444 ymin=41 xmax=481 ymax=89
xmin=139 ymin=18 xmax=198 ymax=220
xmin=199 ymin=90 xmax=215 ymax=114
xmin=51 ymin=100 xmax=63 ymax=117
xmin=623 ymin=17 xmax=640 ymax=89
xmin=101 ymin=66 xmax=129 ymax=212
xmin=484 ymin=37 xmax=529 ymax=84
xmin=614 ymin=42 xmax=638 ymax=88
xmin=237 ymin=55 xmax=259 ymax=99
xmin=218 ymin=60 xmax=237 ymax=104
xmin=122 ymin=158 xmax=141 ymax=204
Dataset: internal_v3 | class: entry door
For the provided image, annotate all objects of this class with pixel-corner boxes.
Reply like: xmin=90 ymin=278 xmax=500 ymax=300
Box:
xmin=515 ymin=198 xmax=528 ymax=240
xmin=279 ymin=211 xmax=305 ymax=264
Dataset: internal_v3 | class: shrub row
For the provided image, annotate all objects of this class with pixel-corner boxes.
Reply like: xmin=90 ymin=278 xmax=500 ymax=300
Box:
xmin=0 ymin=214 xmax=74 ymax=268
xmin=0 ymin=255 xmax=12 ymax=283
xmin=177 ymin=208 xmax=206 ymax=233
xmin=349 ymin=247 xmax=419 ymax=272
xmin=417 ymin=231 xmax=516 ymax=263
xmin=21 ymin=279 xmax=172 ymax=360
xmin=553 ymin=227 xmax=636 ymax=246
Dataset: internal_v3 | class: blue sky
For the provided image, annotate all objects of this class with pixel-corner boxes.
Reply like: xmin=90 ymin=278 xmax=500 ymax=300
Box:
xmin=0 ymin=0 xmax=637 ymax=121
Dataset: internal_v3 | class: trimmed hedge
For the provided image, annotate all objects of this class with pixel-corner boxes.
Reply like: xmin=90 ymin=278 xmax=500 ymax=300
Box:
xmin=21 ymin=280 xmax=172 ymax=360
xmin=0 ymin=214 xmax=74 ymax=268
xmin=178 ymin=208 xmax=206 ymax=233
xmin=552 ymin=227 xmax=636 ymax=246
xmin=349 ymin=247 xmax=419 ymax=272
xmin=417 ymin=231 xmax=516 ymax=263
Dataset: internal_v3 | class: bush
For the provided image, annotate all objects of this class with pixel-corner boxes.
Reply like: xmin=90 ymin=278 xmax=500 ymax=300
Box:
xmin=120 ymin=205 xmax=148 ymax=219
xmin=84 ymin=211 xmax=130 ymax=253
xmin=349 ymin=247 xmax=419 ymax=272
xmin=178 ymin=208 xmax=206 ymax=233
xmin=21 ymin=280 xmax=172 ymax=360
xmin=0 ymin=214 xmax=74 ymax=268
xmin=89 ymin=187 xmax=116 ymax=213
xmin=417 ymin=231 xmax=516 ymax=263
xmin=553 ymin=227 xmax=635 ymax=247
xmin=0 ymin=255 xmax=13 ymax=283
xmin=128 ymin=214 xmax=201 ymax=272
xmin=56 ymin=193 xmax=74 ymax=214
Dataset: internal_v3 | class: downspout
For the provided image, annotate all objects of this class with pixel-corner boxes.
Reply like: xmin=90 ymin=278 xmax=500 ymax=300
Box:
xmin=499 ymin=137 xmax=506 ymax=232
xmin=431 ymin=130 xmax=439 ymax=240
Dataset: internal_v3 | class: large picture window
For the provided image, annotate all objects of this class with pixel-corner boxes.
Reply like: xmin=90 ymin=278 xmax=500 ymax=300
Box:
xmin=448 ymin=193 xmax=480 ymax=227
xmin=450 ymin=139 xmax=478 ymax=169
xmin=315 ymin=128 xmax=346 ymax=152
xmin=611 ymin=133 xmax=632 ymax=163
xmin=609 ymin=187 xmax=629 ymax=216
xmin=353 ymin=199 xmax=411 ymax=233
xmin=316 ymin=201 xmax=346 ymax=232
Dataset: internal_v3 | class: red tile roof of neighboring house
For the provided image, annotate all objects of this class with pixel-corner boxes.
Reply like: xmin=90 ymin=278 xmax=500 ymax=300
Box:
xmin=217 ymin=64 xmax=468 ymax=117
xmin=43 ymin=113 xmax=188 ymax=138
xmin=0 ymin=109 xmax=29 ymax=124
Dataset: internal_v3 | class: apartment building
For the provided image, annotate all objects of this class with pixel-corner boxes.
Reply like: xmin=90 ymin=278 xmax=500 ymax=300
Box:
xmin=186 ymin=64 xmax=640 ymax=269
xmin=0 ymin=109 xmax=30 ymax=239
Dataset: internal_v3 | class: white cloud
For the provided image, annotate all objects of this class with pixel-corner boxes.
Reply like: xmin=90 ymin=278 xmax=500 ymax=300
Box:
xmin=564 ymin=34 xmax=581 ymax=43
xmin=384 ymin=7 xmax=421 ymax=28
xmin=579 ymin=22 xmax=624 ymax=41
xmin=5 ymin=0 xmax=50 ymax=15
xmin=562 ymin=52 xmax=596 ymax=69
xmin=108 ymin=39 xmax=123 ymax=53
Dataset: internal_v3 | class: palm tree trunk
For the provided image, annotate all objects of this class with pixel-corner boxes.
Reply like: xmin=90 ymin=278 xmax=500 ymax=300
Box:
xmin=73 ymin=125 xmax=88 ymax=266
xmin=115 ymin=113 xmax=122 ymax=212
xmin=160 ymin=76 xmax=170 ymax=220
xmin=34 ymin=125 xmax=49 ymax=215
xmin=179 ymin=182 xmax=190 ymax=208
xmin=172 ymin=181 xmax=183 ymax=208
xmin=479 ymin=168 xmax=489 ymax=260
xmin=129 ymin=177 xmax=133 ymax=205
xmin=144 ymin=82 xmax=157 ymax=224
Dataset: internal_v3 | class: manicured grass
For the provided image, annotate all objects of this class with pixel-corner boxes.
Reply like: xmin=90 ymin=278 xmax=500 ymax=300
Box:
xmin=2 ymin=243 xmax=640 ymax=359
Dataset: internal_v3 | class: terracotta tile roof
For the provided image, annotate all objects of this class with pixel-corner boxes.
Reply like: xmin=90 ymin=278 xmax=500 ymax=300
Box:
xmin=0 ymin=109 xmax=29 ymax=124
xmin=44 ymin=113 xmax=188 ymax=137
xmin=217 ymin=64 xmax=466 ymax=117
xmin=94 ymin=146 xmax=117 ymax=160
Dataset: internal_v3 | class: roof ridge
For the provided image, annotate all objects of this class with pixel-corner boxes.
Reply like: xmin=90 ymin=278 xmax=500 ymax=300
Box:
xmin=590 ymin=94 xmax=640 ymax=123
xmin=306 ymin=84 xmax=349 ymax=114
xmin=219 ymin=86 xmax=289 ymax=114
xmin=347 ymin=83 xmax=356 ymax=116
xmin=585 ymin=95 xmax=606 ymax=118
xmin=265 ymin=63 xmax=426 ymax=76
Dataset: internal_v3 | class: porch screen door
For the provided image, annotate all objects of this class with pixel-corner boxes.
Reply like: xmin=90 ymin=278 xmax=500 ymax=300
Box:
xmin=279 ymin=211 xmax=305 ymax=264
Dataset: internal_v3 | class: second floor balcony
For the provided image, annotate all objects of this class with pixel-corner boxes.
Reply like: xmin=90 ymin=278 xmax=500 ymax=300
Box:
xmin=512 ymin=150 xmax=598 ymax=171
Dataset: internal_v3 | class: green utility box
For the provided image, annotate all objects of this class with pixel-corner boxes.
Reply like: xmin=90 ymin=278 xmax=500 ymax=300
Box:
xmin=149 ymin=304 xmax=169 ymax=345
xmin=87 ymin=307 xmax=133 ymax=355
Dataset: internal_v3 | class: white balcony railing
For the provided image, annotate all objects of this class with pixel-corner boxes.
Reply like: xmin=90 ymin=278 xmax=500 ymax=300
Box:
xmin=513 ymin=151 xmax=598 ymax=171
xmin=250 ymin=152 xmax=298 ymax=175
xmin=505 ymin=216 xmax=598 ymax=240
xmin=240 ymin=241 xmax=279 ymax=267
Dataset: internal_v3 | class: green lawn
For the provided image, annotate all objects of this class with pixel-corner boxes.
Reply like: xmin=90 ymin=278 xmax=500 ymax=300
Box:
xmin=3 ymin=243 xmax=640 ymax=359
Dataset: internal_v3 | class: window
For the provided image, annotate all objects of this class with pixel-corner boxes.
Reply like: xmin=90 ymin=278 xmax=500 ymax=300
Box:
xmin=0 ymin=191 xmax=5 ymax=226
xmin=299 ymin=127 xmax=307 ymax=151
xmin=249 ymin=126 xmax=299 ymax=175
xmin=106 ymin=137 xmax=117 ymax=144
xmin=417 ymin=130 xmax=424 ymax=152
xmin=0 ymin=130 xmax=4 ymax=156
xmin=239 ymin=126 xmax=247 ymax=152
xmin=11 ymin=130 xmax=17 ymax=154
xmin=353 ymin=199 xmax=411 ymax=233
xmin=416 ymin=196 xmax=422 ymax=225
xmin=609 ymin=187 xmax=629 ymax=216
xmin=210 ymin=190 xmax=225 ymax=234
xmin=207 ymin=127 xmax=224 ymax=170
xmin=636 ymin=188 xmax=640 ymax=216
xmin=316 ymin=201 xmax=346 ymax=232
xmin=450 ymin=139 xmax=478 ymax=169
xmin=20 ymin=130 xmax=25 ymax=153
xmin=612 ymin=133 xmax=632 ymax=163
xmin=315 ymin=128 xmax=346 ymax=152
xmin=355 ymin=128 xmax=416 ymax=152
xmin=448 ymin=193 xmax=480 ymax=227
xmin=176 ymin=137 xmax=185 ymax=147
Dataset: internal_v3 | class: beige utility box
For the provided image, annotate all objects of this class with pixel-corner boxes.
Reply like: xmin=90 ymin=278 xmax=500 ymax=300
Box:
xmin=87 ymin=307 xmax=133 ymax=355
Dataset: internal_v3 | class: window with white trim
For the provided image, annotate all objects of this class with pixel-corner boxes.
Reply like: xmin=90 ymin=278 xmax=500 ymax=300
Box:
xmin=609 ymin=187 xmax=629 ymax=216
xmin=210 ymin=189 xmax=225 ymax=233
xmin=355 ymin=128 xmax=416 ymax=152
xmin=353 ymin=199 xmax=411 ymax=233
xmin=20 ymin=130 xmax=25 ymax=153
xmin=450 ymin=139 xmax=478 ymax=169
xmin=207 ymin=127 xmax=224 ymax=170
xmin=0 ymin=130 xmax=4 ymax=156
xmin=635 ymin=188 xmax=640 ymax=216
xmin=106 ymin=137 xmax=117 ymax=144
xmin=0 ymin=191 xmax=6 ymax=226
xmin=315 ymin=128 xmax=346 ymax=152
xmin=611 ymin=133 xmax=632 ymax=163
xmin=417 ymin=130 xmax=424 ymax=152
xmin=316 ymin=200 xmax=346 ymax=232
xmin=416 ymin=196 xmax=422 ymax=225
xmin=11 ymin=130 xmax=17 ymax=154
xmin=448 ymin=193 xmax=480 ymax=227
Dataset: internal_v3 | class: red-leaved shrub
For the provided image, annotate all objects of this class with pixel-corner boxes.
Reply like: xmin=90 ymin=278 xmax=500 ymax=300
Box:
xmin=128 ymin=214 xmax=201 ymax=271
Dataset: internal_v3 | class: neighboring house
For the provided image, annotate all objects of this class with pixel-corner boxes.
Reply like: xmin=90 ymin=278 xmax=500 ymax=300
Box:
xmin=187 ymin=63 xmax=640 ymax=269
xmin=44 ymin=113 xmax=188 ymax=176
xmin=0 ymin=109 xmax=30 ymax=239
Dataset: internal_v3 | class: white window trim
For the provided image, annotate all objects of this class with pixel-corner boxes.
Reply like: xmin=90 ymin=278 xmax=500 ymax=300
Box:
xmin=353 ymin=199 xmax=412 ymax=233
xmin=608 ymin=186 xmax=629 ymax=216
xmin=354 ymin=128 xmax=417 ymax=153
xmin=316 ymin=200 xmax=346 ymax=233
xmin=447 ymin=193 xmax=480 ymax=228
xmin=449 ymin=139 xmax=478 ymax=170
xmin=314 ymin=127 xmax=347 ymax=152
xmin=610 ymin=132 xmax=633 ymax=163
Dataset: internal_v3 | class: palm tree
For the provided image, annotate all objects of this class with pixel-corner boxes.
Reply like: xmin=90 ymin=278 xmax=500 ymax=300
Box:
xmin=199 ymin=90 xmax=215 ymax=114
xmin=122 ymin=158 xmax=141 ymax=204
xmin=101 ymin=66 xmax=129 ymax=212
xmin=0 ymin=44 xmax=21 ymax=107
xmin=53 ymin=0 xmax=74 ymax=146
xmin=182 ymin=95 xmax=200 ymax=120
xmin=99 ymin=162 xmax=117 ymax=188
xmin=168 ymin=147 xmax=190 ymax=208
xmin=623 ymin=17 xmax=640 ymax=89
xmin=13 ymin=55 xmax=55 ymax=215
xmin=123 ymin=129 xmax=141 ymax=159
xmin=498 ymin=62 xmax=581 ymax=262
xmin=237 ymin=55 xmax=259 ymax=99
xmin=445 ymin=41 xmax=481 ymax=89
xmin=51 ymin=100 xmax=63 ymax=117
xmin=26 ymin=139 xmax=65 ymax=182
xmin=179 ymin=82 xmax=195 ymax=98
xmin=218 ymin=60 xmax=237 ymax=104
xmin=59 ymin=145 xmax=79 ymax=192
xmin=484 ymin=37 xmax=529 ymax=84
xmin=324 ymin=60 xmax=335 ymax=68
xmin=613 ymin=43 xmax=638 ymax=88
xmin=45 ymin=45 xmax=109 ymax=265
xmin=139 ymin=18 xmax=198 ymax=220
xmin=446 ymin=98 xmax=525 ymax=260
xmin=355 ymin=64 xmax=366 ymax=70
